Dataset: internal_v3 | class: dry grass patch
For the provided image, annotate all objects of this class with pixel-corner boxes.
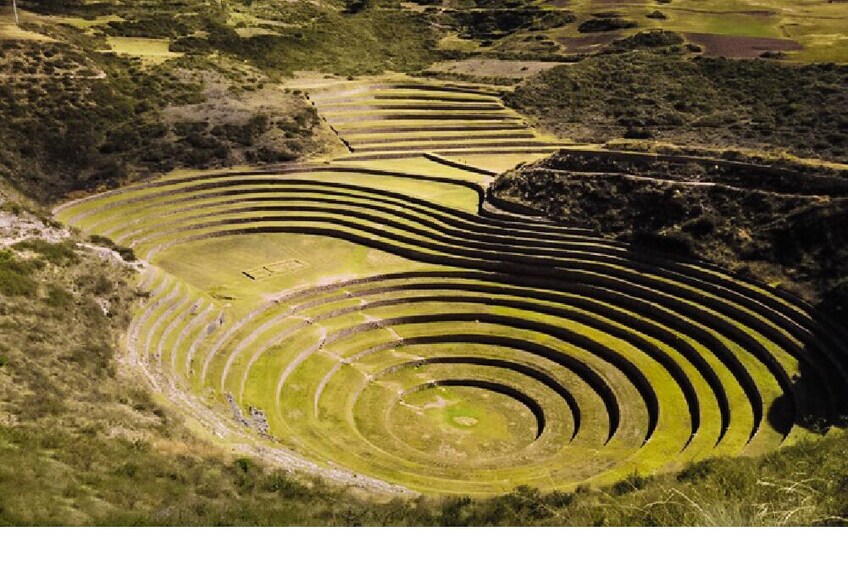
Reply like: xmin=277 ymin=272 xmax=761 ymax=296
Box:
xmin=427 ymin=58 xmax=564 ymax=79
xmin=0 ymin=23 xmax=54 ymax=42
xmin=684 ymin=32 xmax=802 ymax=58
xmin=105 ymin=37 xmax=182 ymax=65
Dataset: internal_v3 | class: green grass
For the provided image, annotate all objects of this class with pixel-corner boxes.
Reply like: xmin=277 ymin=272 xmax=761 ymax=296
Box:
xmin=302 ymin=78 xmax=568 ymax=156
xmin=51 ymin=151 xmax=836 ymax=496
xmin=2 ymin=229 xmax=845 ymax=521
xmin=0 ymin=0 xmax=844 ymax=523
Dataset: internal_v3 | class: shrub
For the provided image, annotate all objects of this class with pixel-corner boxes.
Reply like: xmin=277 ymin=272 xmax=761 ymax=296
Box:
xmin=45 ymin=284 xmax=74 ymax=309
xmin=444 ymin=6 xmax=574 ymax=40
xmin=438 ymin=496 xmax=472 ymax=526
xmin=610 ymin=30 xmax=683 ymax=51
xmin=682 ymin=215 xmax=717 ymax=237
xmin=0 ymin=250 xmax=37 ymax=297
xmin=261 ymin=472 xmax=310 ymax=498
xmin=344 ymin=0 xmax=371 ymax=14
xmin=633 ymin=230 xmax=695 ymax=257
xmin=677 ymin=459 xmax=718 ymax=483
xmin=821 ymin=278 xmax=848 ymax=325
xmin=612 ymin=473 xmax=649 ymax=495
xmin=13 ymin=239 xmax=78 ymax=266
xmin=545 ymin=490 xmax=574 ymax=508
xmin=76 ymin=273 xmax=113 ymax=295
xmin=578 ymin=17 xmax=637 ymax=33
xmin=506 ymin=51 xmax=848 ymax=162
xmin=89 ymin=234 xmax=137 ymax=262
xmin=624 ymin=127 xmax=654 ymax=139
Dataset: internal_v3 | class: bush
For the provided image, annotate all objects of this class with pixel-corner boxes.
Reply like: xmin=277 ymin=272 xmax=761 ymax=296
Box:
xmin=45 ymin=284 xmax=74 ymax=309
xmin=635 ymin=230 xmax=695 ymax=257
xmin=76 ymin=272 xmax=113 ymax=295
xmin=344 ymin=0 xmax=371 ymax=14
xmin=821 ymin=278 xmax=848 ymax=326
xmin=682 ymin=215 xmax=717 ymax=237
xmin=611 ymin=473 xmax=649 ymax=495
xmin=0 ymin=250 xmax=37 ymax=297
xmin=444 ymin=6 xmax=574 ymax=40
xmin=261 ymin=472 xmax=310 ymax=498
xmin=578 ymin=17 xmax=637 ymax=33
xmin=677 ymin=459 xmax=718 ymax=484
xmin=14 ymin=239 xmax=78 ymax=266
xmin=88 ymin=234 xmax=135 ymax=262
xmin=624 ymin=127 xmax=654 ymax=139
xmin=609 ymin=30 xmax=683 ymax=51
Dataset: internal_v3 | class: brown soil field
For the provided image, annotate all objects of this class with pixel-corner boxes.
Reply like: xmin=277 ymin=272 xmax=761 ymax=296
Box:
xmin=427 ymin=58 xmax=563 ymax=79
xmin=556 ymin=32 xmax=623 ymax=53
xmin=684 ymin=32 xmax=802 ymax=58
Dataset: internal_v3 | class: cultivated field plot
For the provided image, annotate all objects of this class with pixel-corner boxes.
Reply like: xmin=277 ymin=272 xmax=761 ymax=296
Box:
xmin=55 ymin=147 xmax=848 ymax=495
xmin=104 ymin=37 xmax=182 ymax=65
xmin=550 ymin=0 xmax=848 ymax=62
xmin=426 ymin=58 xmax=563 ymax=80
xmin=292 ymin=76 xmax=570 ymax=158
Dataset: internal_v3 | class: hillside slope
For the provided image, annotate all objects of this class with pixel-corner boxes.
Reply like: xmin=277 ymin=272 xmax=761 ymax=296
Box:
xmin=3 ymin=182 xmax=848 ymax=524
xmin=505 ymin=49 xmax=848 ymax=163
xmin=1 ymin=0 xmax=848 ymax=526
xmin=491 ymin=149 xmax=848 ymax=319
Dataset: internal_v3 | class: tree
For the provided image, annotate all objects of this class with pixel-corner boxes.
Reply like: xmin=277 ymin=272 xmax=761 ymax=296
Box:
xmin=344 ymin=0 xmax=371 ymax=14
xmin=12 ymin=0 xmax=19 ymax=25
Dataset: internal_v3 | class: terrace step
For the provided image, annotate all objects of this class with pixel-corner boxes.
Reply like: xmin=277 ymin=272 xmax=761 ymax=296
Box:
xmin=52 ymin=78 xmax=848 ymax=494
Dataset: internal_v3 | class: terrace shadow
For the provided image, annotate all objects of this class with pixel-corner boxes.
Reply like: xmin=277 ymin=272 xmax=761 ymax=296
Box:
xmin=768 ymin=305 xmax=848 ymax=436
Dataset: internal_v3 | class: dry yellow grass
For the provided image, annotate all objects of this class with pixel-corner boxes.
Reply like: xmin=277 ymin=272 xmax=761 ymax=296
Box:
xmin=0 ymin=23 xmax=54 ymax=42
xmin=428 ymin=58 xmax=564 ymax=80
xmin=105 ymin=37 xmax=182 ymax=65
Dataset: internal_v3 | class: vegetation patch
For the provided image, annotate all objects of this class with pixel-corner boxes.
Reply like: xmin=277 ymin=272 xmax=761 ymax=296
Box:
xmin=491 ymin=149 xmax=848 ymax=314
xmin=426 ymin=58 xmax=562 ymax=79
xmin=105 ymin=37 xmax=182 ymax=65
xmin=441 ymin=4 xmax=575 ymax=40
xmin=89 ymin=234 xmax=136 ymax=262
xmin=55 ymin=156 xmax=848 ymax=496
xmin=2 ymin=0 xmax=848 ymax=526
xmin=577 ymin=16 xmax=637 ymax=34
xmin=0 ymin=248 xmax=37 ymax=297
xmin=506 ymin=50 xmax=848 ymax=162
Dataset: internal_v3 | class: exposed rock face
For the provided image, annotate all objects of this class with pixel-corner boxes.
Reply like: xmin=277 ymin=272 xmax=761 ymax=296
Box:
xmin=249 ymin=406 xmax=270 ymax=436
